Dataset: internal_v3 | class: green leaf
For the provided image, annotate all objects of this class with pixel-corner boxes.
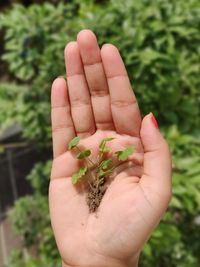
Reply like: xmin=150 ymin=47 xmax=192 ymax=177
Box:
xmin=71 ymin=166 xmax=87 ymax=184
xmin=99 ymin=159 xmax=112 ymax=170
xmin=102 ymin=137 xmax=115 ymax=142
xmin=97 ymin=159 xmax=113 ymax=178
xmin=68 ymin=136 xmax=80 ymax=150
xmin=99 ymin=137 xmax=115 ymax=153
xmin=77 ymin=149 xmax=91 ymax=159
xmin=116 ymin=146 xmax=135 ymax=161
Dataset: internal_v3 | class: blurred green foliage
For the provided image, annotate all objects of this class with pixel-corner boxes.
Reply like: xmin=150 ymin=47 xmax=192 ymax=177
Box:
xmin=0 ymin=0 xmax=200 ymax=266
xmin=0 ymin=82 xmax=27 ymax=130
xmin=142 ymin=126 xmax=200 ymax=267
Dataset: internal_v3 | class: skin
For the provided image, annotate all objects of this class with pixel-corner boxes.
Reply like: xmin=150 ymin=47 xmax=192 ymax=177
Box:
xmin=49 ymin=29 xmax=172 ymax=267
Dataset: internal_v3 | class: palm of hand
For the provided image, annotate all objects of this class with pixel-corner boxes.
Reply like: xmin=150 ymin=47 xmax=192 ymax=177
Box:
xmin=49 ymin=30 xmax=172 ymax=267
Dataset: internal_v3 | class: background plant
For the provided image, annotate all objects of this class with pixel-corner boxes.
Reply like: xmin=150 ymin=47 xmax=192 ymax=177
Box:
xmin=0 ymin=0 xmax=200 ymax=266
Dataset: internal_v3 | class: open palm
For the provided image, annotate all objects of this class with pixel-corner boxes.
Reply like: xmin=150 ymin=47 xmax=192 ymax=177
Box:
xmin=49 ymin=30 xmax=172 ymax=267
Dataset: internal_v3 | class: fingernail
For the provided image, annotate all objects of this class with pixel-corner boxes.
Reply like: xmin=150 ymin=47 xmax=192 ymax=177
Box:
xmin=151 ymin=113 xmax=159 ymax=129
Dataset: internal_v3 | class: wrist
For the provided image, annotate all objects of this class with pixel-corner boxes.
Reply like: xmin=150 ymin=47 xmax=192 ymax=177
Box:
xmin=62 ymin=253 xmax=139 ymax=267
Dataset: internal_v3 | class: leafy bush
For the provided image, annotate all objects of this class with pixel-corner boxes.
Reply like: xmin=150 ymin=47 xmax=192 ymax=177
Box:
xmin=141 ymin=126 xmax=200 ymax=267
xmin=27 ymin=160 xmax=52 ymax=195
xmin=1 ymin=0 xmax=200 ymax=138
xmin=7 ymin=250 xmax=60 ymax=267
xmin=0 ymin=0 xmax=200 ymax=266
xmin=11 ymin=195 xmax=49 ymax=247
xmin=0 ymin=82 xmax=27 ymax=130
xmin=9 ymin=160 xmax=61 ymax=266
xmin=0 ymin=2 xmax=78 ymax=143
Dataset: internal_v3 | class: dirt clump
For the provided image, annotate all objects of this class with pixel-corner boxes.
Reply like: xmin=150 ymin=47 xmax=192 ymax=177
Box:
xmin=86 ymin=177 xmax=107 ymax=212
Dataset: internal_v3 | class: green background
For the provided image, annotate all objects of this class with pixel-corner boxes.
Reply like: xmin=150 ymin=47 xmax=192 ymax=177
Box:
xmin=0 ymin=0 xmax=200 ymax=266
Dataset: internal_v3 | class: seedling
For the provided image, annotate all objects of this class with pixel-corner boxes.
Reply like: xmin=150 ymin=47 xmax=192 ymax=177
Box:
xmin=68 ymin=136 xmax=135 ymax=212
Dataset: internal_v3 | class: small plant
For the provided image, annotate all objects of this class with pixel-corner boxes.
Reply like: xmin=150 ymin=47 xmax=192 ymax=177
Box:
xmin=68 ymin=136 xmax=135 ymax=212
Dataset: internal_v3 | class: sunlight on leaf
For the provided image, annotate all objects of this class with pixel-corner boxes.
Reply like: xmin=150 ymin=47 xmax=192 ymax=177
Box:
xmin=71 ymin=166 xmax=88 ymax=184
xmin=77 ymin=149 xmax=91 ymax=159
xmin=116 ymin=146 xmax=135 ymax=161
xmin=68 ymin=136 xmax=80 ymax=150
xmin=99 ymin=159 xmax=112 ymax=170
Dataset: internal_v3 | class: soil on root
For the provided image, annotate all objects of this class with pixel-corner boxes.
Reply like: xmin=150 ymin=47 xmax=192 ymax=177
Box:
xmin=86 ymin=177 xmax=107 ymax=212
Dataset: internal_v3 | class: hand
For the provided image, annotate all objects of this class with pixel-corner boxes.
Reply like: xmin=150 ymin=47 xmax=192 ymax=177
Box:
xmin=49 ymin=30 xmax=172 ymax=267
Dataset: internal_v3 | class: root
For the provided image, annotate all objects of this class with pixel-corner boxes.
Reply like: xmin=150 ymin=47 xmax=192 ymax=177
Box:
xmin=86 ymin=177 xmax=107 ymax=212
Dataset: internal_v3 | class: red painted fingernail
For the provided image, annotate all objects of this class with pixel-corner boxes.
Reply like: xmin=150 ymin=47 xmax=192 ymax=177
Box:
xmin=151 ymin=113 xmax=159 ymax=129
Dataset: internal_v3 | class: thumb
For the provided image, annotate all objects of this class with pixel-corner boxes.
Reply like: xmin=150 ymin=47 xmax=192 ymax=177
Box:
xmin=140 ymin=113 xmax=172 ymax=196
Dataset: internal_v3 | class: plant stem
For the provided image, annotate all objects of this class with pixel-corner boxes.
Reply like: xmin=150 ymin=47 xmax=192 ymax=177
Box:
xmin=97 ymin=152 xmax=104 ymax=166
xmin=87 ymin=179 xmax=93 ymax=190
xmin=76 ymin=146 xmax=95 ymax=167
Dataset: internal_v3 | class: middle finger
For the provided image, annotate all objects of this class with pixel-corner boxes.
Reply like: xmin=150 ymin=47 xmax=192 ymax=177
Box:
xmin=77 ymin=29 xmax=115 ymax=131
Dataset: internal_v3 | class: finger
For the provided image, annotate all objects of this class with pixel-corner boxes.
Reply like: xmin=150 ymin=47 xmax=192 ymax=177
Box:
xmin=101 ymin=44 xmax=141 ymax=136
xmin=77 ymin=29 xmax=115 ymax=131
xmin=140 ymin=113 xmax=172 ymax=199
xmin=64 ymin=41 xmax=95 ymax=137
xmin=51 ymin=77 xmax=75 ymax=158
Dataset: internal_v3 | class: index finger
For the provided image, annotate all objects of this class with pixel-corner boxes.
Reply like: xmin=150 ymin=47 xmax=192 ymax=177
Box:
xmin=51 ymin=77 xmax=75 ymax=158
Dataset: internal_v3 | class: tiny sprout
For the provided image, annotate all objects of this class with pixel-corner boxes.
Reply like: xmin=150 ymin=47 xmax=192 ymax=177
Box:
xmin=68 ymin=136 xmax=135 ymax=212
